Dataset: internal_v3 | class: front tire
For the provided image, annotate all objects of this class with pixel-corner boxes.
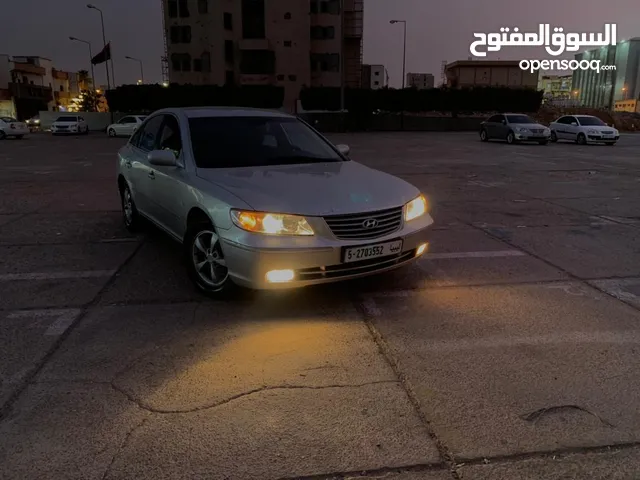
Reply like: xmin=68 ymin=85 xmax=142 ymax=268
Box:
xmin=480 ymin=129 xmax=489 ymax=142
xmin=120 ymin=183 xmax=142 ymax=232
xmin=577 ymin=133 xmax=587 ymax=145
xmin=550 ymin=131 xmax=558 ymax=143
xmin=184 ymin=222 xmax=237 ymax=298
xmin=506 ymin=131 xmax=517 ymax=144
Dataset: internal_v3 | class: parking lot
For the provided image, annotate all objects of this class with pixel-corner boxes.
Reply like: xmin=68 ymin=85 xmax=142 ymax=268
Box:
xmin=1 ymin=131 xmax=640 ymax=480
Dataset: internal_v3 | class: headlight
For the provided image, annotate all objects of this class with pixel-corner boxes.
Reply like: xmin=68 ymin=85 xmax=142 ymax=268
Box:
xmin=34 ymin=119 xmax=40 ymax=124
xmin=230 ymin=210 xmax=314 ymax=236
xmin=587 ymin=129 xmax=598 ymax=134
xmin=404 ymin=194 xmax=428 ymax=222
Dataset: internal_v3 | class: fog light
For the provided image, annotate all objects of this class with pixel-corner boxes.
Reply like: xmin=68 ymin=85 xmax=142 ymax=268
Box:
xmin=266 ymin=269 xmax=295 ymax=283
xmin=416 ymin=243 xmax=428 ymax=256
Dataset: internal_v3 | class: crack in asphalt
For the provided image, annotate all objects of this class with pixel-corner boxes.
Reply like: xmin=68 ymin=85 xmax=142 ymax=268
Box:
xmin=100 ymin=416 xmax=150 ymax=480
xmin=108 ymin=380 xmax=399 ymax=415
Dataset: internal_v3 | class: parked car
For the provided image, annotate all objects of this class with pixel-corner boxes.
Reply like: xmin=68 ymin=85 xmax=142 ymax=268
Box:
xmin=480 ymin=113 xmax=551 ymax=145
xmin=549 ymin=115 xmax=619 ymax=145
xmin=107 ymin=115 xmax=147 ymax=137
xmin=51 ymin=115 xmax=89 ymax=135
xmin=0 ymin=116 xmax=29 ymax=139
xmin=25 ymin=115 xmax=41 ymax=130
xmin=117 ymin=107 xmax=433 ymax=297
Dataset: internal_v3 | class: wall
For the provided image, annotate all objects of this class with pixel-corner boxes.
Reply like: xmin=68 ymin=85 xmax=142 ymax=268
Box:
xmin=0 ymin=99 xmax=16 ymax=117
xmin=0 ymin=54 xmax=11 ymax=89
xmin=38 ymin=111 xmax=125 ymax=130
xmin=299 ymin=112 xmax=483 ymax=132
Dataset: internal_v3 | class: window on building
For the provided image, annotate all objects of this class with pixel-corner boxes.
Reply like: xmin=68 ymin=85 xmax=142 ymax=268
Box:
xmin=284 ymin=12 xmax=291 ymax=19
xmin=201 ymin=52 xmax=211 ymax=72
xmin=22 ymin=76 xmax=28 ymax=83
xmin=277 ymin=74 xmax=285 ymax=80
xmin=30 ymin=81 xmax=34 ymax=85
xmin=241 ymin=0 xmax=265 ymax=39
xmin=374 ymin=81 xmax=379 ymax=86
xmin=181 ymin=26 xmax=192 ymax=43
xmin=225 ymin=70 xmax=235 ymax=85
xmin=311 ymin=26 xmax=335 ymax=39
xmin=198 ymin=0 xmax=208 ymax=14
xmin=223 ymin=12 xmax=233 ymax=30
xmin=325 ymin=26 xmax=335 ymax=38
xmin=319 ymin=0 xmax=339 ymax=14
xmin=170 ymin=26 xmax=180 ymax=43
xmin=289 ymin=74 xmax=297 ymax=81
xmin=60 ymin=85 xmax=64 ymax=92
xmin=181 ymin=54 xmax=191 ymax=71
xmin=240 ymin=50 xmax=275 ymax=74
xmin=178 ymin=0 xmax=189 ymax=17
xmin=374 ymin=71 xmax=379 ymax=76
xmin=284 ymin=40 xmax=292 ymax=47
xmin=225 ymin=40 xmax=234 ymax=63
xmin=168 ymin=0 xmax=178 ymax=18
xmin=310 ymin=0 xmax=318 ymax=13
xmin=193 ymin=58 xmax=202 ymax=72
xmin=171 ymin=53 xmax=192 ymax=72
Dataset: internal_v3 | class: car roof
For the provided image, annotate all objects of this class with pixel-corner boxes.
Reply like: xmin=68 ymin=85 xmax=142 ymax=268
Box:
xmin=151 ymin=106 xmax=293 ymax=119
xmin=573 ymin=115 xmax=596 ymax=118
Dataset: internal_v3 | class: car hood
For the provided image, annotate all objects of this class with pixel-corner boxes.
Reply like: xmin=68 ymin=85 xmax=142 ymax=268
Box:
xmin=196 ymin=161 xmax=420 ymax=216
xmin=582 ymin=125 xmax=617 ymax=132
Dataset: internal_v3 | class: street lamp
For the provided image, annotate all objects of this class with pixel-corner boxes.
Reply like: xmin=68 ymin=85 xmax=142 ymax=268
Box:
xmin=622 ymin=86 xmax=628 ymax=100
xmin=69 ymin=36 xmax=96 ymax=91
xmin=125 ymin=56 xmax=144 ymax=84
xmin=389 ymin=20 xmax=407 ymax=90
xmin=87 ymin=3 xmax=113 ymax=90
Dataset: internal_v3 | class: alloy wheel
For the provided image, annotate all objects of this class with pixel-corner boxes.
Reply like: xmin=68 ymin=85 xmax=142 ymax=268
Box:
xmin=191 ymin=230 xmax=228 ymax=288
xmin=122 ymin=188 xmax=134 ymax=225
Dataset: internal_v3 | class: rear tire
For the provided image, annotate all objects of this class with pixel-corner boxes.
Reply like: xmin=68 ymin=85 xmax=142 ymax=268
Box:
xmin=108 ymin=128 xmax=116 ymax=137
xmin=577 ymin=133 xmax=587 ymax=145
xmin=183 ymin=222 xmax=238 ymax=299
xmin=480 ymin=129 xmax=489 ymax=142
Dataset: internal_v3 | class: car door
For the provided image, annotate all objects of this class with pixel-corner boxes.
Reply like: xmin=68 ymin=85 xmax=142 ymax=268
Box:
xmin=124 ymin=115 xmax=165 ymax=218
xmin=113 ymin=116 xmax=131 ymax=136
xmin=484 ymin=115 xmax=500 ymax=138
xmin=553 ymin=116 xmax=568 ymax=139
xmin=563 ymin=116 xmax=579 ymax=141
xmin=78 ymin=116 xmax=86 ymax=132
xmin=146 ymin=114 xmax=189 ymax=237
xmin=494 ymin=115 xmax=509 ymax=139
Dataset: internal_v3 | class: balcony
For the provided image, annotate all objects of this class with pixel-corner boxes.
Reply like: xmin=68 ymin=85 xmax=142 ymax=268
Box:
xmin=239 ymin=74 xmax=276 ymax=85
xmin=343 ymin=12 xmax=363 ymax=38
xmin=239 ymin=38 xmax=271 ymax=50
xmin=12 ymin=62 xmax=46 ymax=76
xmin=52 ymin=69 xmax=69 ymax=80
xmin=9 ymin=82 xmax=53 ymax=101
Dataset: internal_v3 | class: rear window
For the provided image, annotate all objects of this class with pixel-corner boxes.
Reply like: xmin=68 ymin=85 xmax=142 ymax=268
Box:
xmin=56 ymin=116 xmax=78 ymax=122
xmin=506 ymin=115 xmax=535 ymax=124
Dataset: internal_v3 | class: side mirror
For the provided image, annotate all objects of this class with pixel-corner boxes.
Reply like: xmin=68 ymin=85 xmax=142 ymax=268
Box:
xmin=336 ymin=144 xmax=350 ymax=156
xmin=148 ymin=149 xmax=177 ymax=166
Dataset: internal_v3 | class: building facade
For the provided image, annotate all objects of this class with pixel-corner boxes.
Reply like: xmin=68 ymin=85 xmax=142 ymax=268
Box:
xmin=614 ymin=99 xmax=640 ymax=113
xmin=572 ymin=38 xmax=640 ymax=110
xmin=406 ymin=73 xmax=434 ymax=89
xmin=445 ymin=60 xmax=538 ymax=88
xmin=162 ymin=0 xmax=363 ymax=110
xmin=361 ymin=64 xmax=387 ymax=89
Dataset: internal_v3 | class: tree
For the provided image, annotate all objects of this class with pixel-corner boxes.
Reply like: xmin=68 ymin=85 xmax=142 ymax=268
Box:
xmin=79 ymin=89 xmax=98 ymax=112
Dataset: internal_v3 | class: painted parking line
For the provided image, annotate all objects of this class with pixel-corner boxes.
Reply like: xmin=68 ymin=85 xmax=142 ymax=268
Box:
xmin=7 ymin=308 xmax=82 ymax=336
xmin=422 ymin=250 xmax=526 ymax=260
xmin=0 ymin=270 xmax=116 ymax=281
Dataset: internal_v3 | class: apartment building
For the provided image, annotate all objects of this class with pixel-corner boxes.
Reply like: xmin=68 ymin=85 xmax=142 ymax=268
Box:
xmin=162 ymin=0 xmax=364 ymax=110
xmin=406 ymin=73 xmax=434 ymax=89
xmin=362 ymin=64 xmax=387 ymax=89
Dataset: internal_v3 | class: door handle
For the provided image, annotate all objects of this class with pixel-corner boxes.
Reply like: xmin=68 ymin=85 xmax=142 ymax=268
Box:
xmin=148 ymin=171 xmax=155 ymax=179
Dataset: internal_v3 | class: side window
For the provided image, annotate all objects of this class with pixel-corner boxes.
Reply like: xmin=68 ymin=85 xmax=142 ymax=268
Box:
xmin=136 ymin=116 xmax=164 ymax=151
xmin=568 ymin=116 xmax=578 ymax=125
xmin=158 ymin=115 xmax=183 ymax=155
xmin=487 ymin=115 xmax=501 ymax=123
xmin=119 ymin=116 xmax=132 ymax=124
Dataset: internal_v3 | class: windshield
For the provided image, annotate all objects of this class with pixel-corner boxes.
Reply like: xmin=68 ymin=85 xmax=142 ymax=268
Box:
xmin=577 ymin=116 xmax=606 ymax=126
xmin=0 ymin=117 xmax=17 ymax=122
xmin=56 ymin=116 xmax=78 ymax=122
xmin=506 ymin=115 xmax=535 ymax=124
xmin=188 ymin=116 xmax=344 ymax=168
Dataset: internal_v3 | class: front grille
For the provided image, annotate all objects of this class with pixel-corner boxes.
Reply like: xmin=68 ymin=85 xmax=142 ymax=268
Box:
xmin=324 ymin=206 xmax=403 ymax=240
xmin=55 ymin=126 xmax=68 ymax=129
xmin=602 ymin=131 xmax=614 ymax=134
xmin=297 ymin=249 xmax=416 ymax=281
xmin=531 ymin=128 xmax=544 ymax=133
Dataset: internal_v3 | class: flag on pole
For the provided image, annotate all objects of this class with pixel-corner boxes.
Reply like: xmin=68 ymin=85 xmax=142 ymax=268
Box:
xmin=91 ymin=43 xmax=111 ymax=65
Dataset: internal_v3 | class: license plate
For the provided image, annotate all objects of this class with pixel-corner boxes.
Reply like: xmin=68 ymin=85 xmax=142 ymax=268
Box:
xmin=343 ymin=239 xmax=403 ymax=263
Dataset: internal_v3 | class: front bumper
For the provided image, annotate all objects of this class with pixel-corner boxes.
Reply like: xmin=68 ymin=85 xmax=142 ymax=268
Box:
xmin=4 ymin=127 xmax=29 ymax=136
xmin=587 ymin=135 xmax=619 ymax=142
xmin=51 ymin=127 xmax=79 ymax=134
xmin=219 ymin=213 xmax=434 ymax=289
xmin=515 ymin=133 xmax=550 ymax=141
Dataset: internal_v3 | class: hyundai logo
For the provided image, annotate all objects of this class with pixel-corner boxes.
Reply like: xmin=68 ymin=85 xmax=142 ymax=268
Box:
xmin=362 ymin=218 xmax=378 ymax=229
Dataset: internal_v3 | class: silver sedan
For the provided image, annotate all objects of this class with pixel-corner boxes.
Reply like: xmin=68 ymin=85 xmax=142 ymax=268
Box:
xmin=117 ymin=107 xmax=433 ymax=297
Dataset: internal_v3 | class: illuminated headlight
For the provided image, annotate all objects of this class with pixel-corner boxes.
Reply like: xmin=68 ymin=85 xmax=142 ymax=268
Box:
xmin=230 ymin=210 xmax=314 ymax=236
xmin=404 ymin=194 xmax=428 ymax=222
xmin=34 ymin=119 xmax=40 ymax=124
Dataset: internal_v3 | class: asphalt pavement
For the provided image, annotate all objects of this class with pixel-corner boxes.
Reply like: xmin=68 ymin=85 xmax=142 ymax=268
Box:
xmin=1 ymin=131 xmax=640 ymax=479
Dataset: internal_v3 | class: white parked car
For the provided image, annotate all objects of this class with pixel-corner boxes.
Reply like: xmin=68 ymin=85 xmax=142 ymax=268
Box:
xmin=549 ymin=115 xmax=619 ymax=145
xmin=51 ymin=115 xmax=89 ymax=135
xmin=0 ymin=116 xmax=29 ymax=139
xmin=107 ymin=115 xmax=147 ymax=137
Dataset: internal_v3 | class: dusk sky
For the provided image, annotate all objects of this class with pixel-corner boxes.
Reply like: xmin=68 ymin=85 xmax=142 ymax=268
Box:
xmin=2 ymin=0 xmax=638 ymax=88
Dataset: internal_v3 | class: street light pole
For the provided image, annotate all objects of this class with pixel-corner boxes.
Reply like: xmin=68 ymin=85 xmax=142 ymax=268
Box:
xmin=87 ymin=4 xmax=112 ymax=90
xmin=390 ymin=19 xmax=407 ymax=129
xmin=69 ymin=37 xmax=96 ymax=90
xmin=125 ymin=56 xmax=144 ymax=84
